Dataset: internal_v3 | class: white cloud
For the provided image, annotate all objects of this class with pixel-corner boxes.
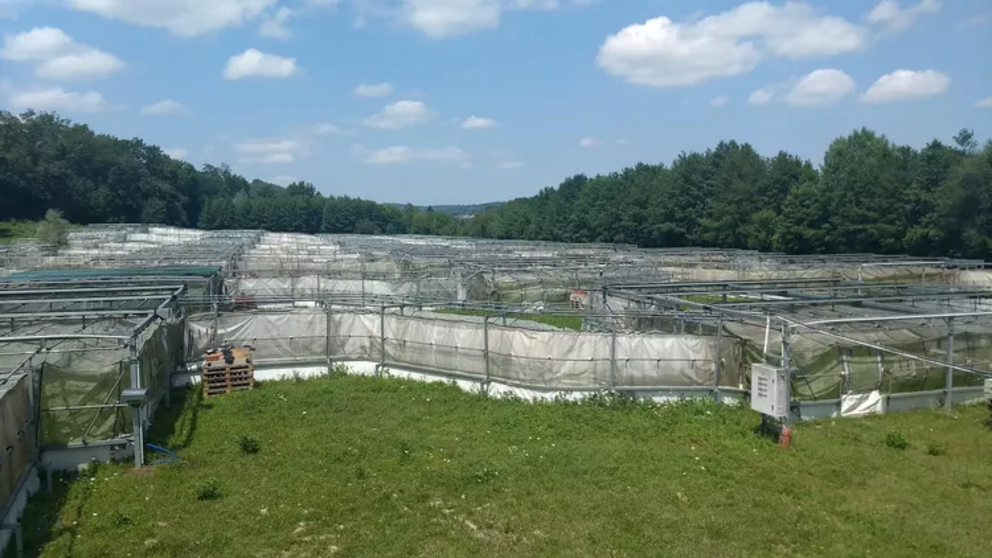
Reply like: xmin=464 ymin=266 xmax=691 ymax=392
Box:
xmin=162 ymin=147 xmax=188 ymax=160
xmin=579 ymin=137 xmax=599 ymax=147
xmin=860 ymin=69 xmax=950 ymax=103
xmin=710 ymin=95 xmax=729 ymax=108
xmin=977 ymin=97 xmax=992 ymax=109
xmin=271 ymin=175 xmax=296 ymax=185
xmin=233 ymin=138 xmax=305 ymax=164
xmin=748 ymin=88 xmax=774 ymax=105
xmin=357 ymin=144 xmax=469 ymax=165
xmin=1 ymin=27 xmax=124 ymax=80
xmin=309 ymin=122 xmax=341 ymax=135
xmin=867 ymin=0 xmax=940 ymax=33
xmin=397 ymin=0 xmax=562 ymax=39
xmin=223 ymin=48 xmax=298 ymax=79
xmin=596 ymin=3 xmax=868 ymax=88
xmin=497 ymin=160 xmax=522 ymax=170
xmin=6 ymin=86 xmax=110 ymax=112
xmin=462 ymin=116 xmax=497 ymax=129
xmin=354 ymin=83 xmax=393 ymax=98
xmin=259 ymin=6 xmax=294 ymax=38
xmin=364 ymin=100 xmax=433 ymax=129
xmin=141 ymin=99 xmax=191 ymax=115
xmin=64 ymin=0 xmax=277 ymax=38
xmin=785 ymin=69 xmax=855 ymax=108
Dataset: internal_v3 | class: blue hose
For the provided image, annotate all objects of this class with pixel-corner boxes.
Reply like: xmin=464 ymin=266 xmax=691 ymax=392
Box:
xmin=145 ymin=443 xmax=181 ymax=464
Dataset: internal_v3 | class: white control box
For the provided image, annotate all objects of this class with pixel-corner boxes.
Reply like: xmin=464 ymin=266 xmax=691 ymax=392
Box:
xmin=984 ymin=378 xmax=992 ymax=403
xmin=751 ymin=364 xmax=790 ymax=420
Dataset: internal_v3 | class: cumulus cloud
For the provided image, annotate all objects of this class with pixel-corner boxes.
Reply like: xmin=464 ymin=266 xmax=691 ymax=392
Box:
xmin=233 ymin=138 xmax=306 ymax=164
xmin=860 ymin=69 xmax=950 ymax=103
xmin=579 ymin=137 xmax=599 ymax=147
xmin=462 ymin=116 xmax=498 ymax=129
xmin=1 ymin=27 xmax=124 ymax=80
xmin=748 ymin=88 xmax=775 ymax=105
xmin=785 ymin=69 xmax=855 ymax=108
xmin=867 ymin=0 xmax=941 ymax=33
xmin=397 ymin=0 xmax=562 ymax=39
xmin=259 ymin=6 xmax=295 ymax=38
xmin=223 ymin=48 xmax=298 ymax=79
xmin=364 ymin=100 xmax=433 ymax=129
xmin=162 ymin=147 xmax=188 ymax=160
xmin=596 ymin=2 xmax=868 ymax=88
xmin=710 ymin=96 xmax=729 ymax=108
xmin=141 ymin=99 xmax=191 ymax=115
xmin=5 ymin=86 xmax=110 ymax=112
xmin=232 ymin=120 xmax=338 ymax=164
xmin=64 ymin=0 xmax=277 ymax=37
xmin=356 ymin=144 xmax=469 ymax=165
xmin=354 ymin=83 xmax=393 ymax=98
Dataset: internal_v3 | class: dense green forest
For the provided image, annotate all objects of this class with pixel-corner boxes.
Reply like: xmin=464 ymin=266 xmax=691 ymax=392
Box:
xmin=1 ymin=110 xmax=990 ymax=258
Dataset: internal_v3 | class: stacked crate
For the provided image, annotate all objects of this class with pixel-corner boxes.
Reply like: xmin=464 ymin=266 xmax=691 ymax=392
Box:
xmin=202 ymin=346 xmax=255 ymax=398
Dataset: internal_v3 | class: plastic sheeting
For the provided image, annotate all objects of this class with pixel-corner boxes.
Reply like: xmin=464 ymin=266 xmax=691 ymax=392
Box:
xmin=0 ymin=373 xmax=32 ymax=508
xmin=188 ymin=309 xmax=731 ymax=390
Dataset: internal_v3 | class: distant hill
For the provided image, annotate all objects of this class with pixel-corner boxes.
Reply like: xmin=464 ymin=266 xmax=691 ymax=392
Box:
xmin=387 ymin=202 xmax=504 ymax=216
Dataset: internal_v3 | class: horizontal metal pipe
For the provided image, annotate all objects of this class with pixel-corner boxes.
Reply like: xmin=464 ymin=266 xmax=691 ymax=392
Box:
xmin=41 ymin=403 xmax=130 ymax=412
xmin=803 ymin=311 xmax=992 ymax=326
xmin=0 ymin=334 xmax=129 ymax=343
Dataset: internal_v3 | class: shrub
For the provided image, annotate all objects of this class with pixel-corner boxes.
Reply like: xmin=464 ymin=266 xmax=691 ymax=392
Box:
xmin=885 ymin=430 xmax=909 ymax=450
xmin=926 ymin=442 xmax=946 ymax=456
xmin=238 ymin=434 xmax=261 ymax=455
xmin=36 ymin=209 xmax=70 ymax=249
xmin=197 ymin=478 xmax=222 ymax=501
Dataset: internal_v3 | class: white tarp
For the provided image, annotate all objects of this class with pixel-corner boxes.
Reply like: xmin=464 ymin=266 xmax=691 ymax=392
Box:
xmin=189 ymin=310 xmax=720 ymax=390
xmin=841 ymin=390 xmax=884 ymax=416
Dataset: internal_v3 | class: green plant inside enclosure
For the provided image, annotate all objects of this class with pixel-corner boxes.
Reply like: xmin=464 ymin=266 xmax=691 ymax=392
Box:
xmin=9 ymin=376 xmax=992 ymax=558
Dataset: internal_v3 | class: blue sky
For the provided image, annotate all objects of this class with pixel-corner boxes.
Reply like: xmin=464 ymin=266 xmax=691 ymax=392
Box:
xmin=1 ymin=0 xmax=990 ymax=205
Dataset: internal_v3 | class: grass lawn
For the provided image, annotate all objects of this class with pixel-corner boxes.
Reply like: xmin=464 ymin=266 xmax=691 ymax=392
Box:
xmin=10 ymin=375 xmax=992 ymax=557
xmin=433 ymin=308 xmax=583 ymax=331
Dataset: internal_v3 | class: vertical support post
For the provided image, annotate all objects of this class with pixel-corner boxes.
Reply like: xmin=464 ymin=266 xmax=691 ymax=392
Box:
xmin=379 ymin=304 xmax=386 ymax=372
xmin=13 ymin=523 xmax=23 ymax=558
xmin=780 ymin=323 xmax=792 ymax=425
xmin=361 ymin=261 xmax=367 ymax=306
xmin=609 ymin=328 xmax=617 ymax=392
xmin=483 ymin=316 xmax=491 ymax=390
xmin=944 ymin=317 xmax=955 ymax=413
xmin=129 ymin=339 xmax=144 ymax=468
xmin=713 ymin=318 xmax=724 ymax=401
xmin=325 ymin=303 xmax=332 ymax=367
xmin=840 ymin=348 xmax=852 ymax=396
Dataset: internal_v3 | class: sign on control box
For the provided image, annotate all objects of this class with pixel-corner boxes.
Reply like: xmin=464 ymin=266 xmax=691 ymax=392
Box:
xmin=751 ymin=364 xmax=790 ymax=420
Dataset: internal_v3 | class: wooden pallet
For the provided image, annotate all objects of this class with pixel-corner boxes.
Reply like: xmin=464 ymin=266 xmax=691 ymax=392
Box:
xmin=203 ymin=365 xmax=255 ymax=397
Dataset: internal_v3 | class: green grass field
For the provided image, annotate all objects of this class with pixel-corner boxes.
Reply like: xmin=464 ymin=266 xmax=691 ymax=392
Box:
xmin=433 ymin=308 xmax=583 ymax=331
xmin=10 ymin=375 xmax=992 ymax=558
xmin=0 ymin=221 xmax=37 ymax=244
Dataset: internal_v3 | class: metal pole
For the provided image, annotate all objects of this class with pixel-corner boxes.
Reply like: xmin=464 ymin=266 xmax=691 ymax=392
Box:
xmin=129 ymin=340 xmax=144 ymax=468
xmin=944 ymin=317 xmax=955 ymax=413
xmin=483 ymin=316 xmax=491 ymax=391
xmin=325 ymin=303 xmax=332 ymax=366
xmin=609 ymin=329 xmax=617 ymax=391
xmin=713 ymin=319 xmax=723 ymax=401
xmin=379 ymin=304 xmax=386 ymax=373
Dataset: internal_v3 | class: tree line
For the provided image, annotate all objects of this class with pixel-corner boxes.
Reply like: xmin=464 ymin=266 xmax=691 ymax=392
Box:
xmin=1 ymin=110 xmax=990 ymax=258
